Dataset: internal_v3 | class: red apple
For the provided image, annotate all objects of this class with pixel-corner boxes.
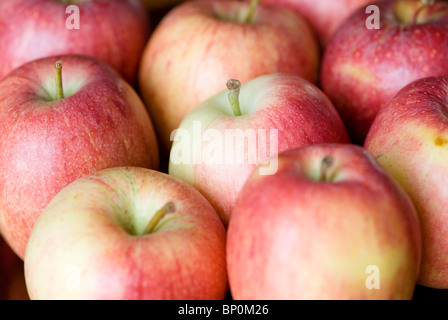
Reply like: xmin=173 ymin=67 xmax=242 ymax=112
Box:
xmin=320 ymin=0 xmax=448 ymax=144
xmin=169 ymin=73 xmax=350 ymax=227
xmin=364 ymin=75 xmax=448 ymax=289
xmin=24 ymin=166 xmax=227 ymax=300
xmin=0 ymin=55 xmax=159 ymax=260
xmin=254 ymin=0 xmax=382 ymax=46
xmin=139 ymin=0 xmax=320 ymax=154
xmin=0 ymin=0 xmax=149 ymax=84
xmin=227 ymin=143 xmax=422 ymax=299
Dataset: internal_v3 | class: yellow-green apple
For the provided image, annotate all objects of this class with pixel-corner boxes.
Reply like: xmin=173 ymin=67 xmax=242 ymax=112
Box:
xmin=0 ymin=0 xmax=149 ymax=84
xmin=364 ymin=75 xmax=448 ymax=289
xmin=169 ymin=73 xmax=350 ymax=227
xmin=227 ymin=143 xmax=422 ymax=300
xmin=24 ymin=166 xmax=227 ymax=300
xmin=139 ymin=0 xmax=320 ymax=154
xmin=320 ymin=0 xmax=448 ymax=144
xmin=250 ymin=0 xmax=383 ymax=47
xmin=0 ymin=55 xmax=159 ymax=260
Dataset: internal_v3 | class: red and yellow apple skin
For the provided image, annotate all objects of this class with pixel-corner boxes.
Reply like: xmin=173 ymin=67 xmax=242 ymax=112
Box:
xmin=320 ymin=0 xmax=448 ymax=144
xmin=365 ymin=76 xmax=448 ymax=289
xmin=0 ymin=0 xmax=149 ymax=84
xmin=24 ymin=167 xmax=227 ymax=300
xmin=139 ymin=0 xmax=320 ymax=153
xmin=0 ymin=55 xmax=159 ymax=260
xmin=227 ymin=143 xmax=422 ymax=300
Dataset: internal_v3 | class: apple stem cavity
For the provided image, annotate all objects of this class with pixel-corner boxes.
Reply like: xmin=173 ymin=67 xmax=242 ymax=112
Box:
xmin=55 ymin=61 xmax=64 ymax=100
xmin=320 ymin=156 xmax=334 ymax=182
xmin=245 ymin=0 xmax=261 ymax=24
xmin=412 ymin=0 xmax=435 ymax=24
xmin=144 ymin=202 xmax=176 ymax=234
xmin=227 ymin=79 xmax=242 ymax=117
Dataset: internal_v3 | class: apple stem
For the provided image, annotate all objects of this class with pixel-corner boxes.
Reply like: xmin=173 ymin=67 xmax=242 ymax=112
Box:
xmin=55 ymin=61 xmax=64 ymax=100
xmin=244 ymin=0 xmax=261 ymax=24
xmin=411 ymin=0 xmax=435 ymax=24
xmin=144 ymin=202 xmax=176 ymax=234
xmin=227 ymin=79 xmax=242 ymax=117
xmin=320 ymin=156 xmax=334 ymax=182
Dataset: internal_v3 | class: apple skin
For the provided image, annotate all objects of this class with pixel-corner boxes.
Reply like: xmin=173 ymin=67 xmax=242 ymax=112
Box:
xmin=139 ymin=0 xmax=320 ymax=154
xmin=0 ymin=55 xmax=159 ymax=260
xmin=24 ymin=166 xmax=227 ymax=300
xmin=364 ymin=76 xmax=448 ymax=289
xmin=169 ymin=73 xmax=350 ymax=227
xmin=320 ymin=0 xmax=448 ymax=144
xmin=227 ymin=143 xmax=422 ymax=300
xmin=0 ymin=0 xmax=149 ymax=84
xmin=253 ymin=0 xmax=382 ymax=47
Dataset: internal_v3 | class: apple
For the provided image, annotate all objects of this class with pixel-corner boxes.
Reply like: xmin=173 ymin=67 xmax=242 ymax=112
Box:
xmin=227 ymin=143 xmax=422 ymax=300
xmin=138 ymin=0 xmax=320 ymax=154
xmin=0 ymin=55 xmax=160 ymax=260
xmin=24 ymin=166 xmax=227 ymax=300
xmin=364 ymin=75 xmax=448 ymax=289
xmin=320 ymin=0 xmax=448 ymax=144
xmin=0 ymin=0 xmax=150 ymax=84
xmin=169 ymin=73 xmax=350 ymax=227
xmin=252 ymin=0 xmax=383 ymax=47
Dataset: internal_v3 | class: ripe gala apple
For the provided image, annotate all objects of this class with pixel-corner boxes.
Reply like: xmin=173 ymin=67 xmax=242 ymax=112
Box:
xmin=364 ymin=75 xmax=448 ymax=289
xmin=227 ymin=143 xmax=422 ymax=299
xmin=138 ymin=0 xmax=320 ymax=153
xmin=169 ymin=73 xmax=350 ymax=227
xmin=0 ymin=55 xmax=159 ymax=260
xmin=320 ymin=0 xmax=448 ymax=144
xmin=0 ymin=0 xmax=150 ymax=83
xmin=24 ymin=167 xmax=227 ymax=300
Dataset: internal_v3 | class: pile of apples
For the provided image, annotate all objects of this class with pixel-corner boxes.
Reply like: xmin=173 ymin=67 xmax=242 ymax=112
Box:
xmin=0 ymin=0 xmax=447 ymax=300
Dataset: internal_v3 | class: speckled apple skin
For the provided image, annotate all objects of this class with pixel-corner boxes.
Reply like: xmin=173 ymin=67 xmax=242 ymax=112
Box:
xmin=0 ymin=55 xmax=159 ymax=260
xmin=365 ymin=76 xmax=448 ymax=289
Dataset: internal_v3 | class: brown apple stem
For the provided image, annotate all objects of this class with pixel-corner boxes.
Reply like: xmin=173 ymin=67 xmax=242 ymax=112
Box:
xmin=244 ymin=0 xmax=261 ymax=24
xmin=411 ymin=0 xmax=435 ymax=24
xmin=227 ymin=79 xmax=242 ymax=117
xmin=320 ymin=156 xmax=334 ymax=182
xmin=144 ymin=202 xmax=176 ymax=234
xmin=55 ymin=61 xmax=64 ymax=100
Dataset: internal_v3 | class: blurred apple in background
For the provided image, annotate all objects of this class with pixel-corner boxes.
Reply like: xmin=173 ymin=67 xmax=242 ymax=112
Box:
xmin=254 ymin=0 xmax=383 ymax=47
xmin=0 ymin=0 xmax=149 ymax=84
xmin=24 ymin=167 xmax=227 ymax=300
xmin=320 ymin=0 xmax=448 ymax=144
xmin=169 ymin=73 xmax=350 ymax=227
xmin=365 ymin=75 xmax=448 ymax=289
xmin=0 ymin=55 xmax=159 ymax=260
xmin=139 ymin=0 xmax=320 ymax=155
xmin=227 ymin=143 xmax=422 ymax=299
